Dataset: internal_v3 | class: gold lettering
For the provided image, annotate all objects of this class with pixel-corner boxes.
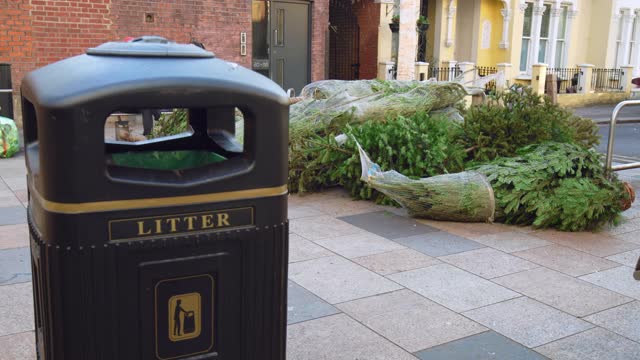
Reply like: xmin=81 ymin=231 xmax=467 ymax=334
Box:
xmin=166 ymin=218 xmax=179 ymax=232
xmin=201 ymin=214 xmax=215 ymax=229
xmin=183 ymin=216 xmax=197 ymax=230
xmin=154 ymin=219 xmax=162 ymax=234
xmin=217 ymin=213 xmax=230 ymax=227
xmin=137 ymin=221 xmax=152 ymax=236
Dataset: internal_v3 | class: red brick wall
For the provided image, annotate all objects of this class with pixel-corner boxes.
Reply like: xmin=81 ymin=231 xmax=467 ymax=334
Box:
xmin=0 ymin=0 xmax=34 ymax=93
xmin=2 ymin=0 xmax=329 ymax=114
xmin=111 ymin=0 xmax=252 ymax=68
xmin=354 ymin=0 xmax=379 ymax=80
xmin=311 ymin=0 xmax=328 ymax=81
xmin=30 ymin=0 xmax=113 ymax=67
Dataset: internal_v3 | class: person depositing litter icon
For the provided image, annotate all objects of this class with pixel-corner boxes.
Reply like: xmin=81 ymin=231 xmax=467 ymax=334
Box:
xmin=173 ymin=299 xmax=187 ymax=336
xmin=173 ymin=299 xmax=196 ymax=336
xmin=168 ymin=292 xmax=201 ymax=341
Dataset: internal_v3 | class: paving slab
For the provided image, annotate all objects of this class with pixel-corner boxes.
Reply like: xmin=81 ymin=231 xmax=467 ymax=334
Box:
xmin=307 ymin=197 xmax=381 ymax=217
xmin=288 ymin=205 xmax=325 ymax=219
xmin=288 ymin=255 xmax=402 ymax=304
xmin=289 ymin=215 xmax=364 ymax=241
xmin=353 ymin=248 xmax=441 ymax=275
xmin=493 ymin=267 xmax=633 ymax=317
xmin=605 ymin=218 xmax=640 ymax=236
xmin=0 ymin=166 xmax=27 ymax=179
xmin=286 ymin=314 xmax=417 ymax=360
xmin=513 ymin=245 xmax=619 ymax=277
xmin=531 ymin=229 xmax=639 ymax=257
xmin=388 ymin=264 xmax=520 ymax=312
xmin=0 ymin=331 xmax=36 ymax=360
xmin=463 ymin=297 xmax=593 ymax=348
xmin=614 ymin=230 xmax=640 ymax=244
xmin=0 ymin=194 xmax=22 ymax=209
xmin=1 ymin=177 xmax=26 ymax=191
xmin=439 ymin=248 xmax=539 ymax=279
xmin=470 ymin=232 xmax=552 ymax=253
xmin=0 ymin=224 xmax=29 ymax=250
xmin=584 ymin=301 xmax=640 ymax=342
xmin=418 ymin=220 xmax=514 ymax=238
xmin=0 ymin=282 xmax=34 ymax=336
xmin=393 ymin=232 xmax=485 ymax=257
xmin=314 ymin=232 xmax=405 ymax=259
xmin=337 ymin=289 xmax=487 ymax=352
xmin=606 ymin=248 xmax=640 ymax=267
xmin=535 ymin=327 xmax=640 ymax=360
xmin=0 ymin=247 xmax=31 ymax=285
xmin=580 ymin=266 xmax=640 ymax=300
xmin=288 ymin=233 xmax=333 ymax=263
xmin=287 ymin=281 xmax=340 ymax=325
xmin=414 ymin=331 xmax=549 ymax=360
xmin=621 ymin=206 xmax=640 ymax=220
xmin=338 ymin=211 xmax=437 ymax=239
xmin=0 ymin=206 xmax=26 ymax=226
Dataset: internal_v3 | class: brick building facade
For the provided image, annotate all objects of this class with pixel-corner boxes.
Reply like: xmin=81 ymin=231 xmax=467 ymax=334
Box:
xmin=1 ymin=0 xmax=330 ymax=123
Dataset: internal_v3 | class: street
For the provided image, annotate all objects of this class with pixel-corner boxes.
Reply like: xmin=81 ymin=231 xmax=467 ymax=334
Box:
xmin=574 ymin=102 xmax=640 ymax=122
xmin=596 ymin=123 xmax=640 ymax=161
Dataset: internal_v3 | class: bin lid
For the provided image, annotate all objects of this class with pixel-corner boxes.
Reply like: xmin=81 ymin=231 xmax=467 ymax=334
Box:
xmin=87 ymin=36 xmax=215 ymax=58
xmin=21 ymin=38 xmax=287 ymax=109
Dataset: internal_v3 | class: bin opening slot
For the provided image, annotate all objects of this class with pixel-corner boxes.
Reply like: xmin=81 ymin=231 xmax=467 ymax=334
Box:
xmin=104 ymin=107 xmax=246 ymax=172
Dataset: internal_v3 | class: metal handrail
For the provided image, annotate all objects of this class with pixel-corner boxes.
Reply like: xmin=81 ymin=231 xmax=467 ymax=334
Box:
xmin=0 ymin=89 xmax=12 ymax=93
xmin=605 ymin=100 xmax=640 ymax=172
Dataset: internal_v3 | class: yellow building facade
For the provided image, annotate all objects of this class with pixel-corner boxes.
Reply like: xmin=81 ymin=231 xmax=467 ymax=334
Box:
xmin=377 ymin=0 xmax=640 ymax=82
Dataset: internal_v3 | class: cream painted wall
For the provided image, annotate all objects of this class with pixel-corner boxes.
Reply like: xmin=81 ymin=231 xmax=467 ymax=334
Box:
xmin=434 ymin=0 xmax=457 ymax=63
xmin=455 ymin=0 xmax=477 ymax=62
xmin=584 ymin=0 xmax=615 ymax=67
xmin=475 ymin=0 xmax=509 ymax=66
xmin=427 ymin=0 xmax=437 ymax=63
xmin=378 ymin=3 xmax=394 ymax=63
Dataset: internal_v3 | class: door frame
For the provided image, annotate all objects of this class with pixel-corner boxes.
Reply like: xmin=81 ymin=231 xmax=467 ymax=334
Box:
xmin=268 ymin=0 xmax=312 ymax=90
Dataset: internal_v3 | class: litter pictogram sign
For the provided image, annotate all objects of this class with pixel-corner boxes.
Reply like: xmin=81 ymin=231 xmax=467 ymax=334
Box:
xmin=155 ymin=274 xmax=214 ymax=359
xmin=168 ymin=293 xmax=201 ymax=342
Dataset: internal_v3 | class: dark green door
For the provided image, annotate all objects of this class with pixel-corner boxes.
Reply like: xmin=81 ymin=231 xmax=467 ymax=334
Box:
xmin=270 ymin=1 xmax=309 ymax=93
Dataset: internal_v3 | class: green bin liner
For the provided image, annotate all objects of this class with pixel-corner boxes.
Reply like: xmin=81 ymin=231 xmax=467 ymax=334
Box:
xmin=0 ymin=116 xmax=19 ymax=159
xmin=111 ymin=150 xmax=227 ymax=171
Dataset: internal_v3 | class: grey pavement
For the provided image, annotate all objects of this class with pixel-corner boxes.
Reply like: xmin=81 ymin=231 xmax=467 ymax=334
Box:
xmin=2 ymin=152 xmax=640 ymax=359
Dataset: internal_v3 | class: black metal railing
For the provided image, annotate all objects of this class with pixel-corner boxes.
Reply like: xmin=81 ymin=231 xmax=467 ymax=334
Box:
xmin=428 ymin=66 xmax=462 ymax=81
xmin=592 ymin=68 xmax=623 ymax=92
xmin=476 ymin=66 xmax=497 ymax=93
xmin=546 ymin=67 xmax=580 ymax=94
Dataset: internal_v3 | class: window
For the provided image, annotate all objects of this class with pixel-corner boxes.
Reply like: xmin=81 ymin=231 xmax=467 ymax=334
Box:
xmin=615 ymin=13 xmax=624 ymax=67
xmin=555 ymin=6 xmax=569 ymax=67
xmin=519 ymin=2 xmax=571 ymax=72
xmin=629 ymin=14 xmax=638 ymax=65
xmin=538 ymin=4 xmax=551 ymax=63
xmin=520 ymin=3 xmax=533 ymax=72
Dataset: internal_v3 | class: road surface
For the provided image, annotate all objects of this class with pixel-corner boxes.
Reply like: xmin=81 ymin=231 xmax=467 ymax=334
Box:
xmin=596 ymin=123 xmax=640 ymax=162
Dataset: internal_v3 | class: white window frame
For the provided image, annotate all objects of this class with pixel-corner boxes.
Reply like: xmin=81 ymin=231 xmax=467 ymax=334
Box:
xmin=554 ymin=5 xmax=569 ymax=67
xmin=520 ymin=1 xmax=571 ymax=73
xmin=520 ymin=3 xmax=533 ymax=72
xmin=629 ymin=14 xmax=638 ymax=65
xmin=615 ymin=12 xmax=624 ymax=68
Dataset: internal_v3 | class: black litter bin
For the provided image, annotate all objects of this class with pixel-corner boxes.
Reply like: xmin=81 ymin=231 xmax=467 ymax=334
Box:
xmin=21 ymin=38 xmax=289 ymax=360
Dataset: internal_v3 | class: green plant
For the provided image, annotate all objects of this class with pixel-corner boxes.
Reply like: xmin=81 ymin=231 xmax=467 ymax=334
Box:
xmin=472 ymin=142 xmax=626 ymax=231
xmin=391 ymin=15 xmax=400 ymax=24
xmin=460 ymin=86 xmax=600 ymax=162
xmin=417 ymin=15 xmax=429 ymax=25
xmin=148 ymin=109 xmax=189 ymax=139
xmin=289 ymin=112 xmax=467 ymax=204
